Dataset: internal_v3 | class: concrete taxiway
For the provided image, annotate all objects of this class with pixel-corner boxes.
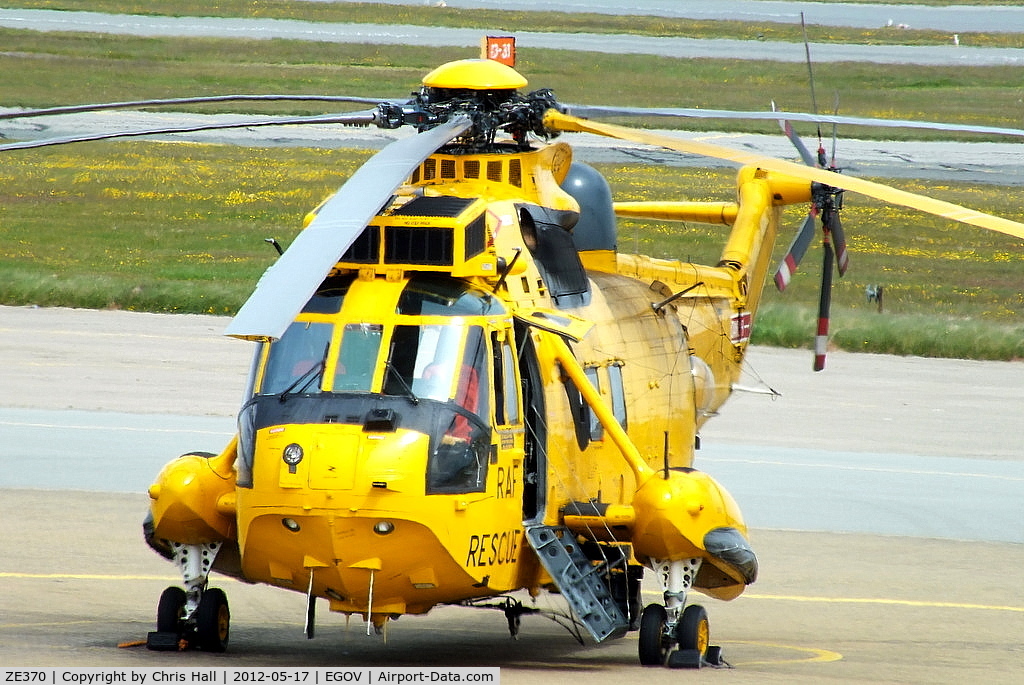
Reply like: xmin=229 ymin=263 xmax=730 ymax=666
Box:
xmin=1 ymin=306 xmax=1022 ymax=681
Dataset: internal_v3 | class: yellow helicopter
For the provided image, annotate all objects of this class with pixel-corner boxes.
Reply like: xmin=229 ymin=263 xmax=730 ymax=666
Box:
xmin=5 ymin=53 xmax=1024 ymax=669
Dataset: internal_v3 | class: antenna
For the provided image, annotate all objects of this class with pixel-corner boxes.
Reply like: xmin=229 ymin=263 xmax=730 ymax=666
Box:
xmin=800 ymin=12 xmax=825 ymax=157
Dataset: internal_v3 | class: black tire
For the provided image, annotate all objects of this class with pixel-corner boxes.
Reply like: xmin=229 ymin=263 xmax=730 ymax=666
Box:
xmin=194 ymin=587 xmax=230 ymax=652
xmin=676 ymin=604 xmax=710 ymax=657
xmin=638 ymin=603 xmax=669 ymax=666
xmin=156 ymin=586 xmax=186 ymax=634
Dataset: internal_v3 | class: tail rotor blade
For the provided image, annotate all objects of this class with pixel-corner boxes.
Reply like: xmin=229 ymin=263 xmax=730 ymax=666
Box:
xmin=774 ymin=212 xmax=817 ymax=291
xmin=826 ymin=206 xmax=850 ymax=276
xmin=814 ymin=233 xmax=835 ymax=372
xmin=778 ymin=119 xmax=818 ymax=168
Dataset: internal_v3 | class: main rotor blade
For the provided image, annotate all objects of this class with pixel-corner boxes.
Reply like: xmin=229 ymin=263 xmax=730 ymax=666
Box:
xmin=561 ymin=104 xmax=1024 ymax=140
xmin=224 ymin=114 xmax=473 ymax=342
xmin=774 ymin=213 xmax=817 ymax=291
xmin=0 ymin=94 xmax=400 ymax=121
xmin=545 ymin=110 xmax=1024 ymax=241
xmin=0 ymin=111 xmax=380 ymax=151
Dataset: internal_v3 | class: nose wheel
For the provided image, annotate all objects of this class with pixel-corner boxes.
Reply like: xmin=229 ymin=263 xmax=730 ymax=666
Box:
xmin=194 ymin=587 xmax=231 ymax=652
xmin=638 ymin=602 xmax=723 ymax=668
xmin=638 ymin=604 xmax=671 ymax=665
xmin=148 ymin=585 xmax=230 ymax=651
xmin=639 ymin=557 xmax=726 ymax=668
xmin=146 ymin=541 xmax=230 ymax=652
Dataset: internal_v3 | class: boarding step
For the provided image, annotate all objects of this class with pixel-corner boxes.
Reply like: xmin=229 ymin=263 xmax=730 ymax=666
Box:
xmin=524 ymin=524 xmax=629 ymax=642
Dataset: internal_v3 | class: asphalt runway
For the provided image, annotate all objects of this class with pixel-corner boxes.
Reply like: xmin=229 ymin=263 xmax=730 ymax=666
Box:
xmin=1 ymin=306 xmax=1022 ymax=681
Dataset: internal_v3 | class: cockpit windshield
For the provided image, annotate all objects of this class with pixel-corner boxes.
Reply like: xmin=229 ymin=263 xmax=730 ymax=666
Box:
xmin=257 ymin=278 xmax=495 ymax=418
xmin=242 ymin=276 xmax=503 ymax=495
xmin=333 ymin=323 xmax=383 ymax=392
xmin=259 ymin=321 xmax=332 ymax=395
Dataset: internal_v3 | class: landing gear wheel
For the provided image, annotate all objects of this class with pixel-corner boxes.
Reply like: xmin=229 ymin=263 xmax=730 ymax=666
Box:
xmin=194 ymin=587 xmax=230 ymax=652
xmin=676 ymin=604 xmax=710 ymax=656
xmin=638 ymin=603 xmax=670 ymax=666
xmin=156 ymin=586 xmax=186 ymax=634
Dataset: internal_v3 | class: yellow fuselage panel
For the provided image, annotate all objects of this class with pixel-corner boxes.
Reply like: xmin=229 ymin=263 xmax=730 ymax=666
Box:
xmin=236 ymin=422 xmax=530 ymax=612
xmin=409 ymin=143 xmax=577 ymax=210
xmin=524 ymin=269 xmax=703 ymax=524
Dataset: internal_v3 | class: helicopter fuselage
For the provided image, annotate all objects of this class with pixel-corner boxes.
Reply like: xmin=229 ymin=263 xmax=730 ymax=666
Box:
xmin=146 ymin=138 xmax=809 ymax=632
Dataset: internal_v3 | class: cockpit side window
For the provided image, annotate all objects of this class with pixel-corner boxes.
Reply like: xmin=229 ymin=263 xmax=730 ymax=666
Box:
xmin=259 ymin=322 xmax=332 ymax=395
xmin=425 ymin=326 xmax=492 ymax=494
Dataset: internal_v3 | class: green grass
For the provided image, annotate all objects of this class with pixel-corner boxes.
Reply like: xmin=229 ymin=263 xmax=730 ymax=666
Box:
xmin=601 ymin=164 xmax=1024 ymax=359
xmin=2 ymin=29 xmax=1023 ymax=142
xmin=2 ymin=142 xmax=1022 ymax=359
xmin=1 ymin=7 xmax=1022 ymax=360
xmin=0 ymin=142 xmax=373 ymax=313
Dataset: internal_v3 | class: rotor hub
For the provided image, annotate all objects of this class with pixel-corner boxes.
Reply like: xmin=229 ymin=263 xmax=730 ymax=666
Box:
xmin=421 ymin=59 xmax=528 ymax=91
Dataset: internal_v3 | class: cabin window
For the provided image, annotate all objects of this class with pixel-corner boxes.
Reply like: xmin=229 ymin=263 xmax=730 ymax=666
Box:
xmin=259 ymin=322 xmax=332 ymax=395
xmin=584 ymin=365 xmax=603 ymax=441
xmin=608 ymin=362 xmax=627 ymax=431
xmin=492 ymin=331 xmax=521 ymax=426
xmin=332 ymin=323 xmax=383 ymax=392
xmin=561 ymin=364 xmax=590 ymax=452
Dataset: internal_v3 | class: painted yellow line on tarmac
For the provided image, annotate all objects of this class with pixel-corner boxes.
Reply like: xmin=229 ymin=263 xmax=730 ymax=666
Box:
xmin=9 ymin=573 xmax=1024 ymax=615
xmin=726 ymin=640 xmax=843 ymax=666
xmin=639 ymin=587 xmax=1023 ymax=613
xmin=744 ymin=592 xmax=1024 ymax=613
xmin=619 ymin=635 xmax=841 ymax=667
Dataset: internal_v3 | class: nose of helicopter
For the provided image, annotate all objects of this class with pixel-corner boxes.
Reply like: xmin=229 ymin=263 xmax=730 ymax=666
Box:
xmin=629 ymin=467 xmax=749 ymax=568
xmin=147 ymin=450 xmax=237 ymax=544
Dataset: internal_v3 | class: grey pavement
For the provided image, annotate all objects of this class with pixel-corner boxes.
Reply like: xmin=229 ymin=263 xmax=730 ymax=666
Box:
xmin=1 ymin=8 xmax=1023 ymax=66
xmin=2 ymin=306 xmax=1021 ymax=544
xmin=2 ymin=308 xmax=1023 ymax=682
xmin=317 ymin=0 xmax=1024 ymax=33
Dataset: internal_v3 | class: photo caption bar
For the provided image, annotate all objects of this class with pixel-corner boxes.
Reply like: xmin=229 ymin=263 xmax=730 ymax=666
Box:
xmin=1 ymin=669 xmax=499 ymax=685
